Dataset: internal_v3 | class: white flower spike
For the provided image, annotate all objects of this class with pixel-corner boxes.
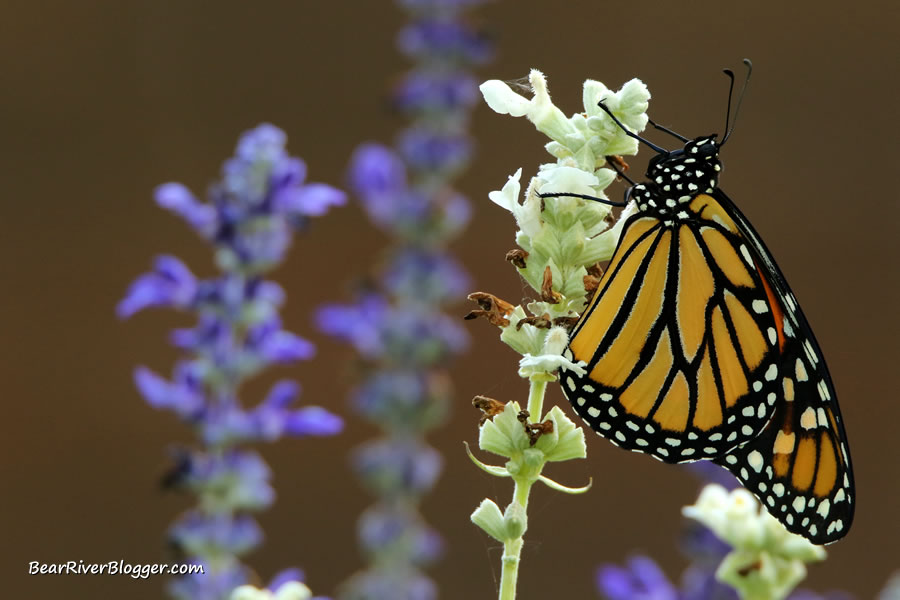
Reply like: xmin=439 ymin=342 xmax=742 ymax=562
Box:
xmin=683 ymin=484 xmax=826 ymax=600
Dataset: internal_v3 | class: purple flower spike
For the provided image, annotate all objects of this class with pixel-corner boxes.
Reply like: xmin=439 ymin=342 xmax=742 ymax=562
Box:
xmin=121 ymin=124 xmax=344 ymax=597
xmin=321 ymin=0 xmax=489 ymax=595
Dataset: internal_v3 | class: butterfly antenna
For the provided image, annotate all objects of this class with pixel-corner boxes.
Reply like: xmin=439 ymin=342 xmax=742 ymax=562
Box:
xmin=721 ymin=58 xmax=753 ymax=146
xmin=596 ymin=101 xmax=668 ymax=154
xmin=537 ymin=191 xmax=627 ymax=207
xmin=648 ymin=119 xmax=690 ymax=143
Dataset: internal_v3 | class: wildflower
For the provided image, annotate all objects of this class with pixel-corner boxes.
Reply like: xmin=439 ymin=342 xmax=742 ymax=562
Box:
xmin=121 ymin=124 xmax=344 ymax=599
xmin=317 ymin=2 xmax=490 ymax=598
xmin=468 ymin=70 xmax=649 ymax=600
xmin=683 ymin=484 xmax=826 ymax=600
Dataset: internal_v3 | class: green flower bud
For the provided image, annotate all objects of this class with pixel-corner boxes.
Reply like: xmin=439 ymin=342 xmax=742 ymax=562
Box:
xmin=471 ymin=498 xmax=508 ymax=543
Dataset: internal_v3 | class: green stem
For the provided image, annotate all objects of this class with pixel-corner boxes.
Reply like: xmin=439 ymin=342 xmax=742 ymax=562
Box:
xmin=526 ymin=378 xmax=547 ymax=423
xmin=498 ymin=378 xmax=547 ymax=600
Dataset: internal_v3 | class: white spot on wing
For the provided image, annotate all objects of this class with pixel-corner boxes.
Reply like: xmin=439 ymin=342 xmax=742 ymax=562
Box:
xmin=747 ymin=450 xmax=764 ymax=472
xmin=795 ymin=359 xmax=808 ymax=382
xmin=800 ymin=407 xmax=817 ymax=430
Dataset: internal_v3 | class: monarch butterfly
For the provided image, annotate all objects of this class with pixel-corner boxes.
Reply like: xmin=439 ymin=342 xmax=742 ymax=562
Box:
xmin=544 ymin=61 xmax=854 ymax=544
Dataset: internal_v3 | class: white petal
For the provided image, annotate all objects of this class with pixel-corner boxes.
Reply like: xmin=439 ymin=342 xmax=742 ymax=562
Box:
xmin=480 ymin=80 xmax=532 ymax=117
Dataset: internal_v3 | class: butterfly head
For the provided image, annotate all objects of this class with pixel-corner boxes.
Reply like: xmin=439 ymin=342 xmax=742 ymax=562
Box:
xmin=646 ymin=135 xmax=722 ymax=198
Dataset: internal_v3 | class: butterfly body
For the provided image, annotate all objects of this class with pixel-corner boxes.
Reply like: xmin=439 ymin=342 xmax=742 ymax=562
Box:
xmin=558 ymin=134 xmax=854 ymax=544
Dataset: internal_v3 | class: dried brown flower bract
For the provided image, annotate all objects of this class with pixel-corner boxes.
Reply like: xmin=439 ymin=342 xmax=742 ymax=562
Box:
xmin=473 ymin=395 xmax=506 ymax=425
xmin=505 ymin=248 xmax=528 ymax=269
xmin=465 ymin=292 xmax=515 ymax=327
xmin=540 ymin=266 xmax=562 ymax=304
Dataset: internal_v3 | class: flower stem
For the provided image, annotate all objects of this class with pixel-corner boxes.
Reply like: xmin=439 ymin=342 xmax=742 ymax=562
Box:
xmin=498 ymin=377 xmax=547 ymax=600
xmin=526 ymin=378 xmax=547 ymax=419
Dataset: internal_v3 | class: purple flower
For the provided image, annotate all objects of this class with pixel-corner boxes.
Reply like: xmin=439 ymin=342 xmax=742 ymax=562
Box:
xmin=318 ymin=295 xmax=468 ymax=365
xmin=117 ymin=255 xmax=197 ymax=318
xmin=358 ymin=504 xmax=443 ymax=566
xmin=351 ymin=370 xmax=450 ymax=430
xmin=354 ymin=438 xmax=443 ymax=498
xmin=341 ymin=568 xmax=437 ymax=600
xmin=121 ymin=123 xmax=344 ymax=598
xmin=397 ymin=19 xmax=492 ymax=64
xmin=321 ymin=0 xmax=490 ymax=596
xmin=394 ymin=71 xmax=480 ymax=113
xmin=383 ymin=249 xmax=470 ymax=303
xmin=597 ymin=556 xmax=679 ymax=600
xmin=133 ymin=363 xmax=205 ymax=419
xmin=683 ymin=461 xmax=740 ymax=491
xmin=170 ymin=512 xmax=263 ymax=557
xmin=397 ymin=127 xmax=472 ymax=174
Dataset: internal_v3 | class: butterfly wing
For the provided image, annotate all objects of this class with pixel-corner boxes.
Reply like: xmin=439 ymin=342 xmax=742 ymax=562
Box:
xmin=709 ymin=189 xmax=854 ymax=544
xmin=560 ymin=193 xmax=786 ymax=462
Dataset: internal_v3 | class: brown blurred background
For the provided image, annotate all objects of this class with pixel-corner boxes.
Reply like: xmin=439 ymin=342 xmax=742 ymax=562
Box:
xmin=2 ymin=1 xmax=898 ymax=598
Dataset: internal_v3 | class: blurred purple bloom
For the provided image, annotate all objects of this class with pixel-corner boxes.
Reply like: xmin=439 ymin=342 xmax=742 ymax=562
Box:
xmin=170 ymin=512 xmax=263 ymax=557
xmin=318 ymin=296 xmax=468 ymax=364
xmin=156 ymin=183 xmax=217 ymax=236
xmin=354 ymin=439 xmax=443 ymax=498
xmin=121 ymin=124 xmax=344 ymax=599
xmin=342 ymin=568 xmax=437 ymax=600
xmin=597 ymin=556 xmax=679 ymax=600
xmin=117 ymin=255 xmax=197 ymax=318
xmin=679 ymin=563 xmax=738 ymax=600
xmin=351 ymin=370 xmax=450 ymax=430
xmin=348 ymin=143 xmax=408 ymax=200
xmin=683 ymin=461 xmax=740 ymax=491
xmin=323 ymin=1 xmax=489 ymax=597
xmin=395 ymin=71 xmax=480 ymax=113
xmin=397 ymin=19 xmax=492 ymax=64
xmin=680 ymin=520 xmax=732 ymax=565
xmin=358 ymin=505 xmax=443 ymax=566
xmin=397 ymin=128 xmax=472 ymax=174
xmin=383 ymin=249 xmax=470 ymax=303
xmin=134 ymin=364 xmax=205 ymax=419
